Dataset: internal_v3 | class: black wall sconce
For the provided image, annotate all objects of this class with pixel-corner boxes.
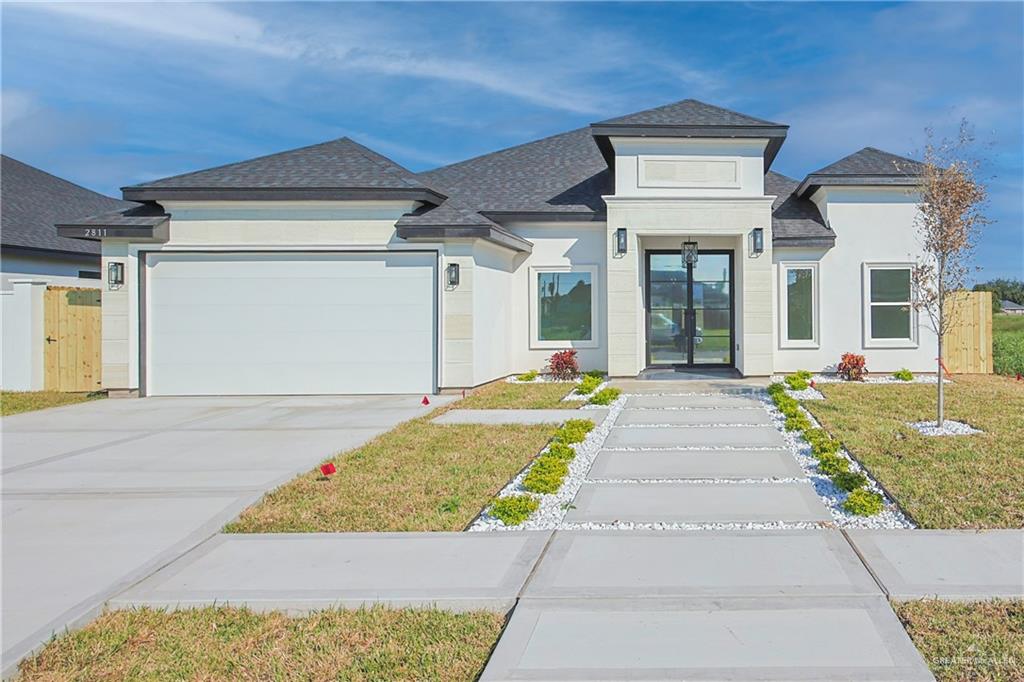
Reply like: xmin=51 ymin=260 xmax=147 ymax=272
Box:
xmin=107 ymin=261 xmax=124 ymax=289
xmin=445 ymin=262 xmax=460 ymax=288
xmin=681 ymin=241 xmax=699 ymax=266
xmin=752 ymin=227 xmax=765 ymax=255
xmin=615 ymin=228 xmax=627 ymax=255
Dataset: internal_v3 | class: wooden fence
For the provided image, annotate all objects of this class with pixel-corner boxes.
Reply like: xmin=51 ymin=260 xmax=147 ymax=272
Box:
xmin=942 ymin=290 xmax=992 ymax=374
xmin=44 ymin=286 xmax=102 ymax=392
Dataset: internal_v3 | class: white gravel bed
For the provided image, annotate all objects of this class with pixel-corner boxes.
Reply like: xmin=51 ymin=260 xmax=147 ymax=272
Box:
xmin=587 ymin=477 xmax=806 ymax=485
xmin=785 ymin=386 xmax=825 ymax=401
xmin=908 ymin=419 xmax=983 ymax=436
xmin=761 ymin=395 xmax=914 ymax=529
xmin=468 ymin=395 xmax=627 ymax=532
xmin=774 ymin=373 xmax=949 ymax=385
xmin=562 ymin=380 xmax=609 ymax=402
xmin=505 ymin=374 xmax=575 ymax=384
xmin=559 ymin=520 xmax=826 ymax=531
xmin=601 ymin=445 xmax=792 ymax=452
xmin=611 ymin=423 xmax=773 ymax=429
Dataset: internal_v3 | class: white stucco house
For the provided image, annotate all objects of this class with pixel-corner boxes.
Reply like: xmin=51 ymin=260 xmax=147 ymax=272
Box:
xmin=56 ymin=99 xmax=932 ymax=396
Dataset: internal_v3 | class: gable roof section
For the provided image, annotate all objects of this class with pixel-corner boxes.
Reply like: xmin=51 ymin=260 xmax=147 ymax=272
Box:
xmin=589 ymin=99 xmax=789 ymax=169
xmin=1 ymin=155 xmax=134 ymax=256
xmin=765 ymin=171 xmax=834 ymax=248
xmin=796 ymin=147 xmax=923 ymax=197
xmin=395 ymin=196 xmax=533 ymax=253
xmin=122 ymin=138 xmax=446 ymax=204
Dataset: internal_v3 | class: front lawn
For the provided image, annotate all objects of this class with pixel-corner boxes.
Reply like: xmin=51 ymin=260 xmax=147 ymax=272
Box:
xmin=993 ymin=313 xmax=1024 ymax=375
xmin=894 ymin=599 xmax=1023 ymax=682
xmin=226 ymin=406 xmax=555 ymax=532
xmin=18 ymin=606 xmax=504 ymax=682
xmin=1 ymin=390 xmax=103 ymax=416
xmin=803 ymin=375 xmax=1024 ymax=528
xmin=456 ymin=380 xmax=578 ymax=409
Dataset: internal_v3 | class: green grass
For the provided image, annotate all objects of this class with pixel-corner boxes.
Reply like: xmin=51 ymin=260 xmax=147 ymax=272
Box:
xmin=1 ymin=390 xmax=103 ymax=416
xmin=17 ymin=606 xmax=505 ymax=682
xmin=993 ymin=314 xmax=1024 ymax=333
xmin=457 ymin=380 xmax=577 ymax=409
xmin=804 ymin=375 xmax=1024 ymax=528
xmin=993 ymin=314 xmax=1024 ymax=375
xmin=894 ymin=599 xmax=1024 ymax=682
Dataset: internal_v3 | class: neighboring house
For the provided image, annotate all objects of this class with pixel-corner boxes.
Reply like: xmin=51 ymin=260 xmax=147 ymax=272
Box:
xmin=1001 ymin=300 xmax=1024 ymax=315
xmin=1 ymin=155 xmax=135 ymax=290
xmin=56 ymin=99 xmax=933 ymax=397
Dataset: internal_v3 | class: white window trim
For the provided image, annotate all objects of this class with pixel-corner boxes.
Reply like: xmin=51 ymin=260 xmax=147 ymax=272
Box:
xmin=529 ymin=264 xmax=599 ymax=350
xmin=778 ymin=261 xmax=819 ymax=349
xmin=862 ymin=262 xmax=918 ymax=348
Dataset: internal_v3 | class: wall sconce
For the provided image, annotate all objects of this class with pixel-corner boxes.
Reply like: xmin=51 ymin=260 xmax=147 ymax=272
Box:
xmin=107 ymin=261 xmax=124 ymax=289
xmin=681 ymin=241 xmax=699 ymax=266
xmin=445 ymin=262 xmax=460 ymax=288
xmin=752 ymin=227 xmax=765 ymax=255
xmin=615 ymin=228 xmax=627 ymax=255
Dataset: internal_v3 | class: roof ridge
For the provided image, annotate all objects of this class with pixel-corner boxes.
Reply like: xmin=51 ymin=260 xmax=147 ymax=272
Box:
xmin=341 ymin=138 xmax=427 ymax=190
xmin=594 ymin=98 xmax=784 ymax=127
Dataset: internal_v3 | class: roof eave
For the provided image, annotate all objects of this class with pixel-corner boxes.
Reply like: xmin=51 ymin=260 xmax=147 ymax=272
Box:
xmin=772 ymin=235 xmax=837 ymax=249
xmin=121 ymin=186 xmax=447 ymax=205
xmin=795 ymin=175 xmax=920 ymax=198
xmin=56 ymin=217 xmax=170 ymax=242
xmin=482 ymin=210 xmax=606 ymax=224
xmin=395 ymin=225 xmax=533 ymax=253
xmin=590 ymin=123 xmax=789 ymax=170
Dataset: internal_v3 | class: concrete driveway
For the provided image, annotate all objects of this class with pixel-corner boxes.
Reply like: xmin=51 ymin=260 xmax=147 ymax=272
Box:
xmin=1 ymin=394 xmax=449 ymax=676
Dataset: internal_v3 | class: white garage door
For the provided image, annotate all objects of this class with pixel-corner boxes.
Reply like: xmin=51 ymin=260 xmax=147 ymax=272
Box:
xmin=145 ymin=251 xmax=436 ymax=396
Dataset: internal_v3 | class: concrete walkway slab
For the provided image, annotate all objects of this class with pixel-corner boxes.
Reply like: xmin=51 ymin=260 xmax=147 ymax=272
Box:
xmin=625 ymin=394 xmax=763 ymax=409
xmin=433 ymin=408 xmax=606 ymax=425
xmin=588 ymin=449 xmax=803 ymax=480
xmin=617 ymin=408 xmax=770 ymax=426
xmin=525 ymin=530 xmax=880 ymax=598
xmin=112 ymin=532 xmax=551 ymax=612
xmin=604 ymin=425 xmax=786 ymax=450
xmin=482 ymin=596 xmax=933 ymax=681
xmin=565 ymin=482 xmax=830 ymax=524
xmin=847 ymin=529 xmax=1024 ymax=600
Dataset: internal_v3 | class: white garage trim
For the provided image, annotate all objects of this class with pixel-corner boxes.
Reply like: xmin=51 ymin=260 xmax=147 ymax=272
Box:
xmin=139 ymin=250 xmax=439 ymax=396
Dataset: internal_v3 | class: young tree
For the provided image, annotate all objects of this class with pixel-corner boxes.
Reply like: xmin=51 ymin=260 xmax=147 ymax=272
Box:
xmin=908 ymin=120 xmax=990 ymax=426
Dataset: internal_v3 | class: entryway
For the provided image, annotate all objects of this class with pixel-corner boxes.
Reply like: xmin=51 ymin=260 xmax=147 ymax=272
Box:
xmin=644 ymin=250 xmax=734 ymax=368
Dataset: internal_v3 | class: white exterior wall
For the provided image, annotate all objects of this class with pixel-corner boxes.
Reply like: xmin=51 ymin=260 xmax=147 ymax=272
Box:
xmin=0 ymin=280 xmax=47 ymax=390
xmin=1 ymin=250 xmax=101 ymax=290
xmin=470 ymin=241 xmax=516 ymax=384
xmin=773 ymin=186 xmax=935 ymax=373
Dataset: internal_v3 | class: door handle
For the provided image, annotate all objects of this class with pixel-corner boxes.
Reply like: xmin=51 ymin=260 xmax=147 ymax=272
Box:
xmin=45 ymin=336 xmax=57 ymax=344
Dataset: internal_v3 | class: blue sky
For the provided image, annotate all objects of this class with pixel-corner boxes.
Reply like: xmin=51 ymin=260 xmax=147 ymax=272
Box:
xmin=2 ymin=1 xmax=1021 ymax=280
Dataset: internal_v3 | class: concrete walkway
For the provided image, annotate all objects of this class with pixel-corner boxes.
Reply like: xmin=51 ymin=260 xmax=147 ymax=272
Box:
xmin=1 ymin=394 xmax=451 ymax=677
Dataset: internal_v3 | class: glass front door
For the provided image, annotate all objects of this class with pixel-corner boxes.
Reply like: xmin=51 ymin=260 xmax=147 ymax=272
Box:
xmin=645 ymin=251 xmax=733 ymax=367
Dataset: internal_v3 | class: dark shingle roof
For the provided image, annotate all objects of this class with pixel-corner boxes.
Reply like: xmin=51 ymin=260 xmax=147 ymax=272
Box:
xmin=1001 ymin=300 xmax=1024 ymax=311
xmin=56 ymin=203 xmax=169 ymax=229
xmin=1 ymin=155 xmax=134 ymax=255
xmin=594 ymin=99 xmax=782 ymax=128
xmin=797 ymin=147 xmax=923 ymax=197
xmin=122 ymin=138 xmax=445 ymax=203
xmin=765 ymin=171 xmax=834 ymax=246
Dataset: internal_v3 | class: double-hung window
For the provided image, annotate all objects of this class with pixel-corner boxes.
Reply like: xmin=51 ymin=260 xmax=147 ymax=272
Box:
xmin=779 ymin=262 xmax=818 ymax=348
xmin=529 ymin=265 xmax=598 ymax=349
xmin=864 ymin=263 xmax=916 ymax=347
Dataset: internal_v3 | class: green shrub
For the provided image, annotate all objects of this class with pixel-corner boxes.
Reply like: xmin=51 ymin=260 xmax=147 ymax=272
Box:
xmin=522 ymin=456 xmax=569 ymax=494
xmin=545 ymin=442 xmax=576 ymax=461
xmin=784 ymin=373 xmax=809 ymax=391
xmin=583 ymin=369 xmax=607 ymax=379
xmin=576 ymin=375 xmax=602 ymax=395
xmin=810 ymin=437 xmax=841 ymax=458
xmin=795 ymin=369 xmax=813 ymax=380
xmin=817 ymin=452 xmax=849 ymax=476
xmin=767 ymin=382 xmax=786 ymax=397
xmin=993 ymin=330 xmax=1024 ymax=376
xmin=588 ymin=387 xmax=622 ymax=405
xmin=803 ymin=428 xmax=829 ymax=446
xmin=774 ymin=394 xmax=799 ymax=415
xmin=489 ymin=495 xmax=539 ymax=525
xmin=516 ymin=370 xmax=538 ymax=382
xmin=843 ymin=489 xmax=884 ymax=516
xmin=892 ymin=368 xmax=914 ymax=381
xmin=785 ymin=413 xmax=811 ymax=432
xmin=554 ymin=419 xmax=595 ymax=444
xmin=831 ymin=470 xmax=868 ymax=492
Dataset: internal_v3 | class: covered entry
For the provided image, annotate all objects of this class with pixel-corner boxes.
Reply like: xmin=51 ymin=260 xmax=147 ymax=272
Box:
xmin=644 ymin=249 xmax=734 ymax=367
xmin=143 ymin=251 xmax=437 ymax=396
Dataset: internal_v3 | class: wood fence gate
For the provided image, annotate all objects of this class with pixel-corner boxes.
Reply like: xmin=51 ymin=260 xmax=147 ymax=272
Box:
xmin=44 ymin=286 xmax=102 ymax=392
xmin=942 ymin=290 xmax=992 ymax=374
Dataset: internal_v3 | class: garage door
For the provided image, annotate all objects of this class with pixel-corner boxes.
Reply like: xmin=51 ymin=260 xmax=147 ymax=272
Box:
xmin=145 ymin=251 xmax=436 ymax=396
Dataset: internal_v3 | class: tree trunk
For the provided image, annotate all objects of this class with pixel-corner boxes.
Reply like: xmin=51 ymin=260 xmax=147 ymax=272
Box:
xmin=937 ymin=264 xmax=945 ymax=428
xmin=937 ymin=336 xmax=944 ymax=428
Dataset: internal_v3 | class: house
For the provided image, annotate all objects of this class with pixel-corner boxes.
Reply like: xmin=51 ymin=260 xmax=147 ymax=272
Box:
xmin=1001 ymin=300 xmax=1024 ymax=315
xmin=56 ymin=99 xmax=933 ymax=397
xmin=1 ymin=155 xmax=135 ymax=290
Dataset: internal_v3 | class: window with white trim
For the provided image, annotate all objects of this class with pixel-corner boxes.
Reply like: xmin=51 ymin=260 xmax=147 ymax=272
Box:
xmin=779 ymin=262 xmax=818 ymax=348
xmin=864 ymin=264 xmax=916 ymax=346
xmin=529 ymin=265 xmax=598 ymax=349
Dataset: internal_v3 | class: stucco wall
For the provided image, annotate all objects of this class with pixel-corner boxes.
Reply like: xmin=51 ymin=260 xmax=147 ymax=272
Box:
xmin=773 ymin=186 xmax=935 ymax=373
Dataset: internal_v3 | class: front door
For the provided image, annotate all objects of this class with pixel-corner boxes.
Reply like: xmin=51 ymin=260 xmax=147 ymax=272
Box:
xmin=645 ymin=250 xmax=734 ymax=367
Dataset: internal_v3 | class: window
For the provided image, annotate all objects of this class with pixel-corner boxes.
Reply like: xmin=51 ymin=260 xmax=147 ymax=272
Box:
xmin=78 ymin=270 xmax=101 ymax=280
xmin=529 ymin=265 xmax=598 ymax=348
xmin=864 ymin=264 xmax=916 ymax=346
xmin=778 ymin=262 xmax=818 ymax=348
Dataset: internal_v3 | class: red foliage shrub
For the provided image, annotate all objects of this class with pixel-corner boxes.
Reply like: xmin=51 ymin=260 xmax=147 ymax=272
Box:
xmin=837 ymin=353 xmax=868 ymax=381
xmin=547 ymin=350 xmax=579 ymax=380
